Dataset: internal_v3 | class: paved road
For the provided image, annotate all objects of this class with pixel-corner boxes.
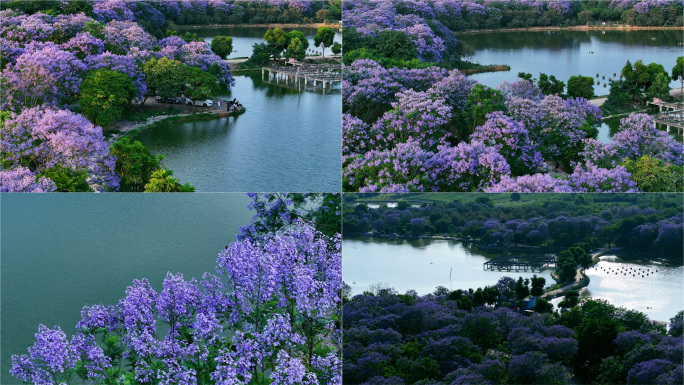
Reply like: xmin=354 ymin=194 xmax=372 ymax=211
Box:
xmin=226 ymin=55 xmax=340 ymax=65
xmin=590 ymin=88 xmax=683 ymax=107
xmin=541 ymin=250 xmax=604 ymax=299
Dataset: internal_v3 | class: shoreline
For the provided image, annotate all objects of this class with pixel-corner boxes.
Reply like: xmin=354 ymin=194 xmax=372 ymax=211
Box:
xmin=177 ymin=22 xmax=342 ymax=30
xmin=454 ymin=25 xmax=684 ymax=35
xmin=107 ymin=109 xmax=242 ymax=144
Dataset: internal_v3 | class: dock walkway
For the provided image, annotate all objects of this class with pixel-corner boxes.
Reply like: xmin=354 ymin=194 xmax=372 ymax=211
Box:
xmin=262 ymin=63 xmax=341 ymax=90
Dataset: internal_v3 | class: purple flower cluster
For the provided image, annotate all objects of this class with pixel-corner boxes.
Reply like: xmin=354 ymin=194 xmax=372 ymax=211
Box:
xmin=11 ymin=216 xmax=342 ymax=384
xmin=0 ymin=106 xmax=120 ymax=191
xmin=343 ymin=0 xmax=449 ymax=63
xmin=582 ymin=113 xmax=683 ymax=168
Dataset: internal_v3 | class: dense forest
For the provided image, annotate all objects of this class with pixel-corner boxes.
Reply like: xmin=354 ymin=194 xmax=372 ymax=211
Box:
xmin=343 ymin=193 xmax=683 ymax=261
xmin=1 ymin=0 xmax=342 ymax=38
xmin=343 ymin=286 xmax=684 ymax=384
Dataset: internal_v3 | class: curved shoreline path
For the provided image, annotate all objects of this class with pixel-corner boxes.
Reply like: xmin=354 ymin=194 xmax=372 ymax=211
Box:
xmin=541 ymin=249 xmax=606 ymax=299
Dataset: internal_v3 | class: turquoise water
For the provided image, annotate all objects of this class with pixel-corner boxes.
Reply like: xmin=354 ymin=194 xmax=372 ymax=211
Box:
xmin=0 ymin=193 xmax=254 ymax=384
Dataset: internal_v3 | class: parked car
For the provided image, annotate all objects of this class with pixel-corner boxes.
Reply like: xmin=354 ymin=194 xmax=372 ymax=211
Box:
xmin=155 ymin=96 xmax=166 ymax=103
xmin=186 ymin=99 xmax=213 ymax=107
xmin=168 ymin=97 xmax=182 ymax=104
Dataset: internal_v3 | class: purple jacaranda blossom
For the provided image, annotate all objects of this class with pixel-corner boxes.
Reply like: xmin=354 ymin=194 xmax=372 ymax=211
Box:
xmin=2 ymin=41 xmax=86 ymax=110
xmin=472 ymin=111 xmax=544 ymax=175
xmin=1 ymin=106 xmax=119 ymax=191
xmin=0 ymin=167 xmax=56 ymax=192
xmin=10 ymin=325 xmax=79 ymax=384
xmin=77 ymin=304 xmax=119 ymax=332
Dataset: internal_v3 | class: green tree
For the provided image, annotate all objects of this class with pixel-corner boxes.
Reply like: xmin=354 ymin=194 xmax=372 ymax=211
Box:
xmin=38 ymin=165 xmax=91 ymax=192
xmin=314 ymin=26 xmax=335 ymax=58
xmin=284 ymin=37 xmax=306 ymax=61
xmin=110 ymin=138 xmax=162 ymax=192
xmin=533 ymin=298 xmax=554 ymax=313
xmin=144 ymin=169 xmax=195 ymax=192
xmin=464 ymin=84 xmax=506 ymax=139
xmin=183 ymin=66 xmax=220 ymax=111
xmin=397 ymin=200 xmax=412 ymax=210
xmin=530 ymin=274 xmax=545 ymax=297
xmin=567 ymin=75 xmax=595 ymax=99
xmin=577 ymin=10 xmax=594 ymax=24
xmin=143 ymin=57 xmax=186 ymax=100
xmin=537 ymin=73 xmax=565 ymax=95
xmin=315 ymin=9 xmax=331 ymax=22
xmin=210 ymin=36 xmax=233 ymax=59
xmin=246 ymin=42 xmax=273 ymax=66
xmin=286 ymin=30 xmax=309 ymax=52
xmin=558 ymin=290 xmax=580 ymax=310
xmin=672 ymin=56 xmax=684 ymax=94
xmin=331 ymin=41 xmax=341 ymax=56
xmin=373 ymin=30 xmax=417 ymax=61
xmin=622 ymin=156 xmax=684 ymax=192
xmin=263 ymin=28 xmax=289 ymax=55
xmin=78 ymin=69 xmax=137 ymax=127
xmin=515 ymin=277 xmax=530 ymax=302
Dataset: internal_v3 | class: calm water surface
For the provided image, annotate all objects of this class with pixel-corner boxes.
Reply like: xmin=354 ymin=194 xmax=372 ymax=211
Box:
xmin=136 ymin=72 xmax=341 ymax=192
xmin=179 ymin=26 xmax=341 ymax=58
xmin=344 ymin=240 xmax=683 ymax=323
xmin=580 ymin=255 xmax=683 ymax=322
xmin=459 ymin=30 xmax=684 ymax=143
xmin=0 ymin=194 xmax=253 ymax=384
xmin=343 ymin=238 xmax=554 ymax=296
xmin=460 ymin=30 xmax=683 ymax=90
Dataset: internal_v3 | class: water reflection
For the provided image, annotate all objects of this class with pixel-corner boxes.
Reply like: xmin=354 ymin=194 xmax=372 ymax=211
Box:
xmin=137 ymin=72 xmax=341 ymax=192
xmin=343 ymin=238 xmax=555 ymax=296
xmin=581 ymin=255 xmax=683 ymax=322
xmin=178 ymin=26 xmax=342 ymax=58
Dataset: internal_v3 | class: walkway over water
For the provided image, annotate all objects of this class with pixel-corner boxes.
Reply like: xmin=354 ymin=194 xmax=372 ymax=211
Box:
xmin=262 ymin=63 xmax=341 ymax=90
xmin=649 ymin=99 xmax=684 ymax=132
xmin=484 ymin=255 xmax=556 ymax=272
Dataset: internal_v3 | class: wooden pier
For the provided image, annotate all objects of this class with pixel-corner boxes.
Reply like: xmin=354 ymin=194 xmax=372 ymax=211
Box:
xmin=261 ymin=63 xmax=341 ymax=91
xmin=483 ymin=255 xmax=556 ymax=272
xmin=649 ymin=99 xmax=684 ymax=132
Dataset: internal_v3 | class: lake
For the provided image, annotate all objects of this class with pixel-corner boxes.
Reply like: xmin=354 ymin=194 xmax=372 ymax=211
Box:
xmin=459 ymin=30 xmax=684 ymax=143
xmin=343 ymin=237 xmax=554 ymax=296
xmin=178 ymin=26 xmax=342 ymax=58
xmin=459 ymin=30 xmax=683 ymax=90
xmin=581 ymin=254 xmax=683 ymax=323
xmin=136 ymin=72 xmax=342 ymax=192
xmin=0 ymin=193 xmax=254 ymax=384
xmin=344 ymin=239 xmax=683 ymax=323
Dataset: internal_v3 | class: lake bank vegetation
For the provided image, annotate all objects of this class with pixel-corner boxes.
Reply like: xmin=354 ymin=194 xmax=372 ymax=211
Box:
xmin=343 ymin=193 xmax=683 ymax=263
xmin=342 ymin=0 xmax=683 ymax=193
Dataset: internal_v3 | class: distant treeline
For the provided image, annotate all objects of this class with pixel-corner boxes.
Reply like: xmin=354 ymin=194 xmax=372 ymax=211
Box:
xmin=1 ymin=0 xmax=341 ymax=38
xmin=343 ymin=193 xmax=683 ymax=261
xmin=442 ymin=0 xmax=683 ymax=30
